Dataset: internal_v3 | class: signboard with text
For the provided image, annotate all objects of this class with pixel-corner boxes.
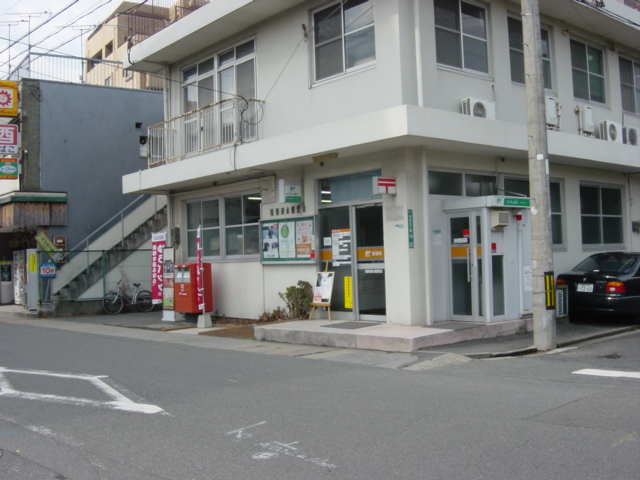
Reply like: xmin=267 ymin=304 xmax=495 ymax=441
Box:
xmin=0 ymin=81 xmax=19 ymax=117
xmin=0 ymin=124 xmax=19 ymax=154
xmin=0 ymin=160 xmax=18 ymax=179
xmin=261 ymin=217 xmax=315 ymax=263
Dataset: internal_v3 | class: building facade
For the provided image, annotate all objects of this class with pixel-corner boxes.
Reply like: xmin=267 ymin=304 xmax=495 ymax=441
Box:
xmin=122 ymin=0 xmax=640 ymax=325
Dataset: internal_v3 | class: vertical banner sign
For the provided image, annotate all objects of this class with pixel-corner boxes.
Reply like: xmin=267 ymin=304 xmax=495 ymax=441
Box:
xmin=196 ymin=225 xmax=204 ymax=311
xmin=151 ymin=232 xmax=166 ymax=304
xmin=162 ymin=247 xmax=174 ymax=310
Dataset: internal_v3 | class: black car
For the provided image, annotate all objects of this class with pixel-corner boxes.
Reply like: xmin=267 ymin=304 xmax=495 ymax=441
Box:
xmin=556 ymin=252 xmax=640 ymax=320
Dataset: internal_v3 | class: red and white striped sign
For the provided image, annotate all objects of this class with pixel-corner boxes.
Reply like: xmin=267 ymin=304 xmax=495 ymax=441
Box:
xmin=373 ymin=176 xmax=397 ymax=195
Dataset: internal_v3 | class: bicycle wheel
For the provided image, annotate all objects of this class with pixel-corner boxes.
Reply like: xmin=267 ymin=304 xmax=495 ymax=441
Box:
xmin=102 ymin=292 xmax=123 ymax=315
xmin=136 ymin=290 xmax=154 ymax=312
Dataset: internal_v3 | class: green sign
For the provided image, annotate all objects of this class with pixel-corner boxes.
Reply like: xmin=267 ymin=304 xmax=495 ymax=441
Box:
xmin=493 ymin=196 xmax=531 ymax=207
xmin=408 ymin=209 xmax=414 ymax=248
xmin=0 ymin=161 xmax=18 ymax=179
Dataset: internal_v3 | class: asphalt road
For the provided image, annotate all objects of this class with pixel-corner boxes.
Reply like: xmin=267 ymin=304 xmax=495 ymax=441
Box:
xmin=0 ymin=320 xmax=638 ymax=480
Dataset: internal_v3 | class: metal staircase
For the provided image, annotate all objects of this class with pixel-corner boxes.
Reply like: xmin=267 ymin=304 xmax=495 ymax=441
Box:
xmin=51 ymin=195 xmax=167 ymax=303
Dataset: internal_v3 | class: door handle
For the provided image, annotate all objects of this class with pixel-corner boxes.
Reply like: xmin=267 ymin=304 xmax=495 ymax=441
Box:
xmin=466 ymin=247 xmax=471 ymax=282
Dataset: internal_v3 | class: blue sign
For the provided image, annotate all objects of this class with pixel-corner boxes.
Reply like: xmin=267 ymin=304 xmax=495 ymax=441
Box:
xmin=40 ymin=262 xmax=56 ymax=278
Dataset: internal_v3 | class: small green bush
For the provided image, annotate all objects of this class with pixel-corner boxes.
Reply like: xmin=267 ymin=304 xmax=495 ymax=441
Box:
xmin=279 ymin=280 xmax=313 ymax=319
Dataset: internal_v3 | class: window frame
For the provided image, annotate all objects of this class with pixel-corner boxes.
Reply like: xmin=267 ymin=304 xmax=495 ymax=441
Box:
xmin=619 ymin=56 xmax=640 ymax=115
xmin=180 ymin=38 xmax=256 ymax=114
xmin=428 ymin=170 xmax=497 ymax=197
xmin=434 ymin=0 xmax=490 ymax=75
xmin=579 ymin=184 xmax=624 ymax=248
xmin=507 ymin=16 xmax=552 ymax=90
xmin=570 ymin=39 xmax=606 ymax=104
xmin=502 ymin=176 xmax=564 ymax=248
xmin=185 ymin=191 xmax=262 ymax=261
xmin=311 ymin=0 xmax=377 ymax=84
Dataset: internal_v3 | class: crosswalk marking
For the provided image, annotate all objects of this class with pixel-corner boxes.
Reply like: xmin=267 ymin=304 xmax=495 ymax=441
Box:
xmin=573 ymin=369 xmax=640 ymax=379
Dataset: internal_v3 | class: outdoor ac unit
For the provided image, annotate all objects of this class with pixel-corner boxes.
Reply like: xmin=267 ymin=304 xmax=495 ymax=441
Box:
xmin=579 ymin=106 xmax=594 ymax=135
xmin=623 ymin=126 xmax=639 ymax=146
xmin=461 ymin=97 xmax=496 ymax=120
xmin=545 ymin=96 xmax=559 ymax=129
xmin=599 ymin=120 xmax=623 ymax=144
xmin=491 ymin=210 xmax=510 ymax=230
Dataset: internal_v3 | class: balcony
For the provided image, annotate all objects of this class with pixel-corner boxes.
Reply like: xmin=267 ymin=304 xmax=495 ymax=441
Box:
xmin=148 ymin=97 xmax=263 ymax=167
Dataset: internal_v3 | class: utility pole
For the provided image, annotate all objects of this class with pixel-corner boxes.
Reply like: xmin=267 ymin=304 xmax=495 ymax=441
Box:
xmin=521 ymin=0 xmax=556 ymax=350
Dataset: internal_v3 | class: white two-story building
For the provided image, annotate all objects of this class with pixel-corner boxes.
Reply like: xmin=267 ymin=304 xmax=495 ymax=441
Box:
xmin=122 ymin=0 xmax=640 ymax=326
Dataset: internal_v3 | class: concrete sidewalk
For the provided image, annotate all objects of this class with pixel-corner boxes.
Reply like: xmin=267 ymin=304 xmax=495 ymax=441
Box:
xmin=1 ymin=304 xmax=635 ymax=357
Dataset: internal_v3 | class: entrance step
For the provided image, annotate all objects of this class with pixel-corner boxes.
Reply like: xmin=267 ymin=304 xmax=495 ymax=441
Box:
xmin=254 ymin=319 xmax=532 ymax=353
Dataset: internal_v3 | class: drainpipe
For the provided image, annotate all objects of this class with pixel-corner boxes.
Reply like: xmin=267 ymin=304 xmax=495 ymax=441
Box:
xmin=414 ymin=0 xmax=424 ymax=107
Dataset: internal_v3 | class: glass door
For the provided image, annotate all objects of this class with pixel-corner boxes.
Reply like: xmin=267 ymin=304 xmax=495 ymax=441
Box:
xmin=356 ymin=205 xmax=386 ymax=318
xmin=448 ymin=211 xmax=483 ymax=321
xmin=319 ymin=203 xmax=386 ymax=321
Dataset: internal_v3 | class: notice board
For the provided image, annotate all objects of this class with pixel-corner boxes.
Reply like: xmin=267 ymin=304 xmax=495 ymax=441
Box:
xmin=261 ymin=217 xmax=315 ymax=263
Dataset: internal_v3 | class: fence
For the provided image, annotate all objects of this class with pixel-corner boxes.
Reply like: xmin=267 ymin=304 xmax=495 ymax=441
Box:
xmin=39 ymin=249 xmax=153 ymax=304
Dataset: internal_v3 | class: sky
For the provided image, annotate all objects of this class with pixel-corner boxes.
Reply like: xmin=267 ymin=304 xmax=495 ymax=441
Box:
xmin=0 ymin=0 xmax=130 ymax=80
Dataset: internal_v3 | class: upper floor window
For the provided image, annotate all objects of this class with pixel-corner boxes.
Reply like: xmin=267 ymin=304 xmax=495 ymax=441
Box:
xmin=183 ymin=57 xmax=215 ymax=112
xmin=312 ymin=0 xmax=376 ymax=82
xmin=182 ymin=39 xmax=256 ymax=113
xmin=186 ymin=192 xmax=262 ymax=259
xmin=435 ymin=0 xmax=488 ymax=74
xmin=619 ymin=57 xmax=640 ymax=114
xmin=570 ymin=40 xmax=605 ymax=103
xmin=429 ymin=171 xmax=496 ymax=196
xmin=507 ymin=17 xmax=552 ymax=89
xmin=580 ymin=185 xmax=623 ymax=246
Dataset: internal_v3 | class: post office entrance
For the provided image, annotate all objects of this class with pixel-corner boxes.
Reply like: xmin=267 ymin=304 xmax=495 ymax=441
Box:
xmin=431 ymin=196 xmax=533 ymax=324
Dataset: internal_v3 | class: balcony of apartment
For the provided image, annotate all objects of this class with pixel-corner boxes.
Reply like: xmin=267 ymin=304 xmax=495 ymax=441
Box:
xmin=148 ymin=97 xmax=263 ymax=166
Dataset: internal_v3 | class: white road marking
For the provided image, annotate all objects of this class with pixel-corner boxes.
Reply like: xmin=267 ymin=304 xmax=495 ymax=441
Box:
xmin=0 ymin=367 xmax=165 ymax=414
xmin=573 ymin=369 xmax=640 ymax=379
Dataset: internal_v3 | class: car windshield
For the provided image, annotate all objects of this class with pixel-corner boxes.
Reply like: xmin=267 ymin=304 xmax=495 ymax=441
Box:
xmin=573 ymin=254 xmax=639 ymax=274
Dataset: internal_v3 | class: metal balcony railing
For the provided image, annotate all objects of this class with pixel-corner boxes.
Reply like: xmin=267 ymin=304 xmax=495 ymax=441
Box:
xmin=148 ymin=97 xmax=263 ymax=166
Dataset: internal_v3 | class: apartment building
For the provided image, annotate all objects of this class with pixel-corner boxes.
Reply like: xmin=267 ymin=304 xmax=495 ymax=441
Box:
xmin=85 ymin=1 xmax=165 ymax=90
xmin=122 ymin=0 xmax=640 ymax=326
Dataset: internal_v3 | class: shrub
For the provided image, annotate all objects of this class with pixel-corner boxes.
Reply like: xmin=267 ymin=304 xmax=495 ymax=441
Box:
xmin=278 ymin=280 xmax=313 ymax=319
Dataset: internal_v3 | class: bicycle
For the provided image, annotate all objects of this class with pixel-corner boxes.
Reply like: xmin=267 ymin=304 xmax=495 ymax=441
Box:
xmin=101 ymin=280 xmax=154 ymax=315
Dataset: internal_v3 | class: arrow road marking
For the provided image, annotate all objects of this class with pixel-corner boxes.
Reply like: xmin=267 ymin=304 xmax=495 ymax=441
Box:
xmin=0 ymin=367 xmax=165 ymax=414
xmin=572 ymin=369 xmax=640 ymax=379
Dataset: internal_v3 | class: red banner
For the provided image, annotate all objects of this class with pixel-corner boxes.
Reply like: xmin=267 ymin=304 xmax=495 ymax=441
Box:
xmin=196 ymin=226 xmax=204 ymax=311
xmin=151 ymin=232 xmax=166 ymax=304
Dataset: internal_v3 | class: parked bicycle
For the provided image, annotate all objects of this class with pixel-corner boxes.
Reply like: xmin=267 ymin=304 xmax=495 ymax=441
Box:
xmin=101 ymin=280 xmax=154 ymax=315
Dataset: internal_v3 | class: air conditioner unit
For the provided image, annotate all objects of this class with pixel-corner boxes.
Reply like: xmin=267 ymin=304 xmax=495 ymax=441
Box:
xmin=491 ymin=210 xmax=510 ymax=230
xmin=545 ymin=96 xmax=559 ymax=129
xmin=462 ymin=97 xmax=495 ymax=120
xmin=579 ymin=106 xmax=594 ymax=135
xmin=623 ymin=126 xmax=639 ymax=146
xmin=599 ymin=120 xmax=623 ymax=144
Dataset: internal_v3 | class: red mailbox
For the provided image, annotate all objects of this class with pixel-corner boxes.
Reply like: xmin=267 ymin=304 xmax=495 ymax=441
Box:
xmin=174 ymin=263 xmax=213 ymax=313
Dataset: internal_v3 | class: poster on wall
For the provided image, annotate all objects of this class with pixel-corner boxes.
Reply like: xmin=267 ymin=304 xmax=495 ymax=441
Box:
xmin=261 ymin=217 xmax=315 ymax=263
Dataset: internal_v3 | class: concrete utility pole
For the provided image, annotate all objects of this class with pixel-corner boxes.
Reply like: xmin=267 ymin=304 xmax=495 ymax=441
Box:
xmin=521 ymin=0 xmax=556 ymax=350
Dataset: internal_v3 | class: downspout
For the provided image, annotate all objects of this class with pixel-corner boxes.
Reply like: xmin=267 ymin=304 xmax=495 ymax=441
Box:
xmin=414 ymin=0 xmax=424 ymax=107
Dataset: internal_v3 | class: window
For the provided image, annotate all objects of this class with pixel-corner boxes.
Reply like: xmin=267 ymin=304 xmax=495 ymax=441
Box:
xmin=186 ymin=193 xmax=261 ymax=259
xmin=429 ymin=171 xmax=496 ymax=196
xmin=508 ymin=17 xmax=552 ymax=89
xmin=224 ymin=193 xmax=261 ymax=256
xmin=182 ymin=57 xmax=215 ymax=113
xmin=503 ymin=178 xmax=563 ymax=246
xmin=435 ymin=0 xmax=488 ymax=74
xmin=313 ymin=0 xmax=376 ymax=82
xmin=580 ymin=185 xmax=623 ymax=246
xmin=619 ymin=57 xmax=640 ymax=114
xmin=570 ymin=40 xmax=605 ymax=103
